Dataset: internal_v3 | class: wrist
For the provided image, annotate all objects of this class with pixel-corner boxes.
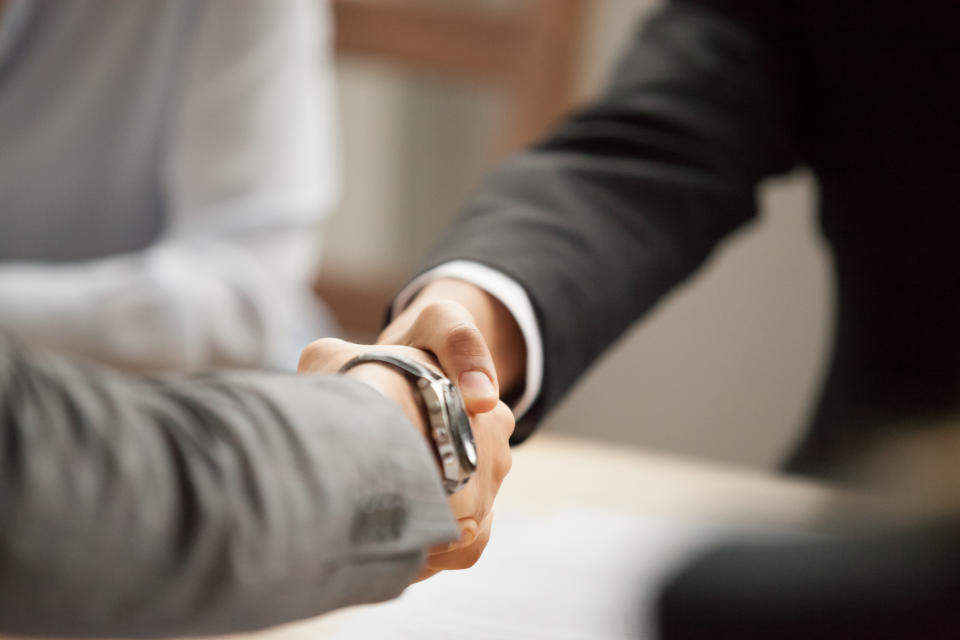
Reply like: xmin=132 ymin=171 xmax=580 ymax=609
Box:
xmin=340 ymin=352 xmax=478 ymax=494
xmin=343 ymin=363 xmax=429 ymax=440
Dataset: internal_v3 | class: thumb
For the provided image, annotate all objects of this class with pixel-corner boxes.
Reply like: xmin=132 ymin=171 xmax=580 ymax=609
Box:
xmin=399 ymin=301 xmax=499 ymax=413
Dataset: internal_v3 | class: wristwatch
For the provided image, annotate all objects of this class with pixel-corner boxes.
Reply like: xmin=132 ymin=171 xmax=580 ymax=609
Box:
xmin=339 ymin=353 xmax=478 ymax=494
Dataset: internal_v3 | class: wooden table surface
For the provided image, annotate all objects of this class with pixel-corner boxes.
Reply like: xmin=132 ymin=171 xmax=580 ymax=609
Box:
xmin=196 ymin=433 xmax=892 ymax=640
xmin=13 ymin=433 xmax=897 ymax=640
xmin=493 ymin=433 xmax=863 ymax=525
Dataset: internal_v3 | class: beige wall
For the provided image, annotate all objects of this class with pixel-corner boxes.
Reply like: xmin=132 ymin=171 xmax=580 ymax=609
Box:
xmin=324 ymin=0 xmax=834 ymax=468
xmin=543 ymin=172 xmax=833 ymax=468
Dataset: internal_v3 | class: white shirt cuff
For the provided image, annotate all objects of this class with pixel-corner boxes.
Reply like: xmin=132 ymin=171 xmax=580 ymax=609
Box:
xmin=392 ymin=261 xmax=544 ymax=420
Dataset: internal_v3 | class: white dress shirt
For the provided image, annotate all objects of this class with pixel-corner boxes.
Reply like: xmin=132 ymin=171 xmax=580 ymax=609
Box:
xmin=0 ymin=0 xmax=338 ymax=371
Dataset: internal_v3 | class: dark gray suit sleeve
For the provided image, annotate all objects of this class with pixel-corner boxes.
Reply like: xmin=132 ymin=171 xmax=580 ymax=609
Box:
xmin=0 ymin=334 xmax=457 ymax=638
xmin=415 ymin=1 xmax=800 ymax=440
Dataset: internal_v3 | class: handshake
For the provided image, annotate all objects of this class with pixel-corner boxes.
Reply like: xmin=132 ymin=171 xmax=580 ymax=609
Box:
xmin=298 ymin=279 xmax=525 ymax=581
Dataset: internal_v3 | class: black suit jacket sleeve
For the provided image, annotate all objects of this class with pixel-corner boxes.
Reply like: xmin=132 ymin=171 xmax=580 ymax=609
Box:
xmin=0 ymin=334 xmax=457 ymax=638
xmin=417 ymin=1 xmax=800 ymax=441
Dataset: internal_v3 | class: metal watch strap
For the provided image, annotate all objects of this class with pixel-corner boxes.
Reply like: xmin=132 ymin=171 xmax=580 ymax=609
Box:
xmin=338 ymin=352 xmax=472 ymax=494
xmin=338 ymin=353 xmax=442 ymax=384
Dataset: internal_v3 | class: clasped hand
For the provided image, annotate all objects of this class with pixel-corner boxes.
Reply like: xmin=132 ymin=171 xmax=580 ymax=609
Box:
xmin=298 ymin=299 xmax=511 ymax=581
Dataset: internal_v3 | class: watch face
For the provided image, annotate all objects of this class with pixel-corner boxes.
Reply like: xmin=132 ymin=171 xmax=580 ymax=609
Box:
xmin=443 ymin=382 xmax=478 ymax=470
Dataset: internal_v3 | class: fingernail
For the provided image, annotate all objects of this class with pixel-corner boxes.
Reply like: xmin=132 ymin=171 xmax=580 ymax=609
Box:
xmin=459 ymin=370 xmax=496 ymax=399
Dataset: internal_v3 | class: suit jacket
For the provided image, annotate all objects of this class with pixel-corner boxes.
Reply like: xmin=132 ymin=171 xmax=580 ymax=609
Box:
xmin=418 ymin=0 xmax=960 ymax=472
xmin=0 ymin=334 xmax=456 ymax=637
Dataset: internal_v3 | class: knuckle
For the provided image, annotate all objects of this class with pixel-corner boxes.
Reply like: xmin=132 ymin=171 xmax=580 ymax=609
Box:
xmin=297 ymin=338 xmax=347 ymax=372
xmin=296 ymin=352 xmax=312 ymax=372
xmin=415 ymin=300 xmax=475 ymax=334
xmin=491 ymin=403 xmax=517 ymax=437
xmin=296 ymin=343 xmax=322 ymax=371
xmin=504 ymin=411 xmax=517 ymax=438
xmin=441 ymin=322 xmax=486 ymax=357
xmin=421 ymin=299 xmax=470 ymax=322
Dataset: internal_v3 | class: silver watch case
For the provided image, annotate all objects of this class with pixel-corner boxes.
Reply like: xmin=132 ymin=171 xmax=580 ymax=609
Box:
xmin=338 ymin=353 xmax=478 ymax=494
xmin=416 ymin=373 xmax=478 ymax=494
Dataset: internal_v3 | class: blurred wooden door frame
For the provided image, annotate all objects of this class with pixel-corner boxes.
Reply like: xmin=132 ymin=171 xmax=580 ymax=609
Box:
xmin=331 ymin=0 xmax=590 ymax=152
xmin=318 ymin=0 xmax=591 ymax=339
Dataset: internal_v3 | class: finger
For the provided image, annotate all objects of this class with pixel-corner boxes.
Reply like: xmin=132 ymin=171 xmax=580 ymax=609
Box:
xmin=445 ymin=476 xmax=482 ymax=528
xmin=377 ymin=312 xmax=410 ymax=347
xmin=424 ymin=513 xmax=493 ymax=571
xmin=402 ymin=301 xmax=499 ymax=414
xmin=467 ymin=403 xmax=515 ymax=485
xmin=489 ymin=401 xmax=517 ymax=441
xmin=423 ymin=517 xmax=479 ymax=555
xmin=446 ymin=517 xmax=479 ymax=551
xmin=441 ymin=406 xmax=514 ymax=525
xmin=413 ymin=567 xmax=441 ymax=583
xmin=429 ymin=513 xmax=491 ymax=560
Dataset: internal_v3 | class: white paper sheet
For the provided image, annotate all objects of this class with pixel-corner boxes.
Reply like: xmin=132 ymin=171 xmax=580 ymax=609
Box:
xmin=330 ymin=509 xmax=791 ymax=640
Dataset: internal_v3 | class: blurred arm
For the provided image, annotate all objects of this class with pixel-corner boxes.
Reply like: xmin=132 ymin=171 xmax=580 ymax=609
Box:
xmin=0 ymin=333 xmax=456 ymax=638
xmin=398 ymin=1 xmax=800 ymax=440
xmin=0 ymin=0 xmax=339 ymax=371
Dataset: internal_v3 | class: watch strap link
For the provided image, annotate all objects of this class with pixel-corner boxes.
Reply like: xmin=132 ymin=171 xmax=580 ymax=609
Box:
xmin=338 ymin=352 xmax=441 ymax=382
xmin=338 ymin=352 xmax=470 ymax=495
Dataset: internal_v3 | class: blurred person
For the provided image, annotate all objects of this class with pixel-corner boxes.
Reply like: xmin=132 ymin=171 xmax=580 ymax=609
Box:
xmin=358 ymin=0 xmax=960 ymax=484
xmin=0 ymin=0 xmax=337 ymax=372
xmin=279 ymin=2 xmax=960 ymax=633
xmin=0 ymin=3 xmax=517 ymax=635
xmin=0 ymin=331 xmax=513 ymax=637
